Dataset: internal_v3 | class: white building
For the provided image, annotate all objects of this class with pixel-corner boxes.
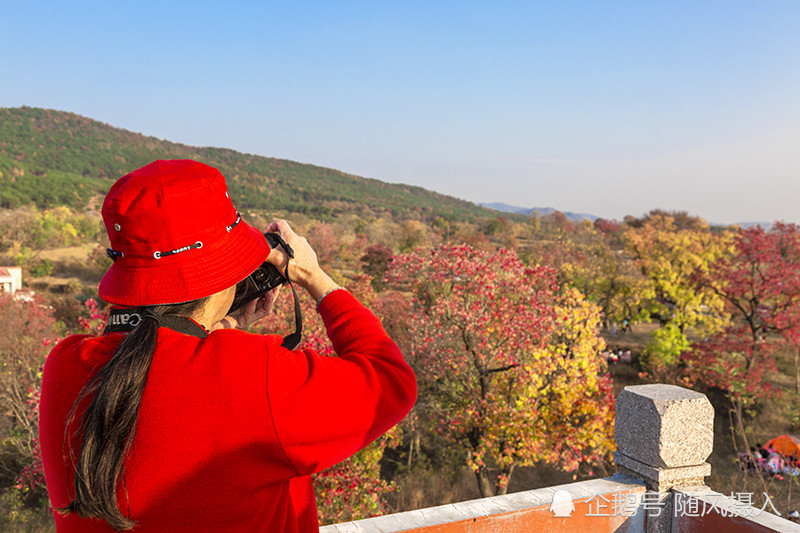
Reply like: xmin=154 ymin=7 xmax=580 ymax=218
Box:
xmin=0 ymin=266 xmax=22 ymax=294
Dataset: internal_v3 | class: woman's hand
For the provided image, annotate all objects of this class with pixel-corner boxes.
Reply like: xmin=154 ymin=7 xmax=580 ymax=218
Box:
xmin=264 ymin=219 xmax=339 ymax=302
xmin=210 ymin=288 xmax=279 ymax=331
xmin=211 ymin=219 xmax=339 ymax=333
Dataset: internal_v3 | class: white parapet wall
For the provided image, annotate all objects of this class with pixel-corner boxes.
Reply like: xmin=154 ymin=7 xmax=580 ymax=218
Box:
xmin=320 ymin=475 xmax=648 ymax=533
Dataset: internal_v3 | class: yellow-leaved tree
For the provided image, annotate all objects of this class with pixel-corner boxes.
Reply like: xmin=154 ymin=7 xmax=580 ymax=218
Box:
xmin=623 ymin=211 xmax=734 ymax=377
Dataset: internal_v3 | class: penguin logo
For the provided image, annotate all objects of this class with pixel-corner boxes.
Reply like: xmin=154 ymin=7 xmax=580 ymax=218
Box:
xmin=550 ymin=490 xmax=575 ymax=517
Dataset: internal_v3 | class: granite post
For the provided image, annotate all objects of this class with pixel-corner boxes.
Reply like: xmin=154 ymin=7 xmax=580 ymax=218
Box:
xmin=613 ymin=384 xmax=714 ymax=533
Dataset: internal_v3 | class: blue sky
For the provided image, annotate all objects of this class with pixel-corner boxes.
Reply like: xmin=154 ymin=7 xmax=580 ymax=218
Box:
xmin=3 ymin=1 xmax=799 ymax=224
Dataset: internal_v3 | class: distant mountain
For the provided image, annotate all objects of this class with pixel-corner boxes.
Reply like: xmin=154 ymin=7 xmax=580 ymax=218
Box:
xmin=481 ymin=202 xmax=599 ymax=222
xmin=734 ymin=221 xmax=773 ymax=230
xmin=0 ymin=107 xmax=494 ymax=222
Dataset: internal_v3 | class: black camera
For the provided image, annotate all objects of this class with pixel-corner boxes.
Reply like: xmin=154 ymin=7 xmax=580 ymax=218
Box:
xmin=227 ymin=232 xmax=289 ymax=315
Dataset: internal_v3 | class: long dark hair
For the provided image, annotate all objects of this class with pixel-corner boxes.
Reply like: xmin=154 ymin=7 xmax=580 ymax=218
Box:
xmin=59 ymin=299 xmax=208 ymax=531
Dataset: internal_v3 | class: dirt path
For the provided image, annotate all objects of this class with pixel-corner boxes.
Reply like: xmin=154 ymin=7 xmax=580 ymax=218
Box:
xmin=38 ymin=244 xmax=96 ymax=261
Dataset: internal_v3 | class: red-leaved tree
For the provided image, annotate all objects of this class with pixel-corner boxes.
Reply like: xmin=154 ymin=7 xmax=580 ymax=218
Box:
xmin=0 ymin=293 xmax=64 ymax=507
xmin=386 ymin=244 xmax=615 ymax=497
xmin=686 ymin=223 xmax=800 ymax=444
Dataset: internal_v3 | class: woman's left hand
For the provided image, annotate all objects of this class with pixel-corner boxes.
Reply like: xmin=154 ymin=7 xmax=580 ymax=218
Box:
xmin=210 ymin=288 xmax=279 ymax=331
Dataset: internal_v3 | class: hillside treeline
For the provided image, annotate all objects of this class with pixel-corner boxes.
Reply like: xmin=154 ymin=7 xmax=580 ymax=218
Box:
xmin=0 ymin=107 xmax=494 ymax=221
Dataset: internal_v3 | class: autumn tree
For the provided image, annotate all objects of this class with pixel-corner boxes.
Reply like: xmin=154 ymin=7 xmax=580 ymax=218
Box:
xmin=431 ymin=216 xmax=454 ymax=242
xmin=0 ymin=294 xmax=63 ymax=505
xmin=360 ymin=243 xmax=394 ymax=291
xmin=0 ymin=206 xmax=102 ymax=252
xmin=398 ymin=220 xmax=431 ymax=252
xmin=536 ymin=212 xmax=575 ymax=235
xmin=593 ymin=218 xmax=622 ymax=237
xmin=535 ymin=288 xmax=616 ymax=470
xmin=386 ymin=244 xmax=614 ymax=497
xmin=0 ymin=206 xmax=102 ymax=277
xmin=624 ymin=212 xmax=732 ymax=375
xmin=525 ymin=222 xmax=645 ymax=329
xmin=479 ymin=216 xmax=520 ymax=249
xmin=306 ymin=223 xmax=339 ymax=266
xmin=685 ymin=223 xmax=800 ymax=444
xmin=363 ymin=217 xmax=401 ymax=251
xmin=332 ymin=216 xmax=369 ymax=265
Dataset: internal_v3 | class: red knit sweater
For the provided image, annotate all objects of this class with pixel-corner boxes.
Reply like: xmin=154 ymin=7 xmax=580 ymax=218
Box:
xmin=40 ymin=290 xmax=416 ymax=532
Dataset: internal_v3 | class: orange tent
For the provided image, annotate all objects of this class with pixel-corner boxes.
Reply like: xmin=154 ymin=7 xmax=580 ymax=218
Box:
xmin=765 ymin=434 xmax=800 ymax=459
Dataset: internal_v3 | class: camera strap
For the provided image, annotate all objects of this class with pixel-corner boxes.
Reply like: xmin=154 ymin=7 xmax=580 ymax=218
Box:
xmin=104 ymin=308 xmax=209 ymax=338
xmin=270 ymin=234 xmax=303 ymax=351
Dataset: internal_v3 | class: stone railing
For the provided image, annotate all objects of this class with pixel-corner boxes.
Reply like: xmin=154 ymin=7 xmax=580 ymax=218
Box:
xmin=321 ymin=384 xmax=800 ymax=533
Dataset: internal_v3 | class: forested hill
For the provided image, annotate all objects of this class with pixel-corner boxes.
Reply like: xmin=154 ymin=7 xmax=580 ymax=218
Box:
xmin=0 ymin=107 xmax=490 ymax=221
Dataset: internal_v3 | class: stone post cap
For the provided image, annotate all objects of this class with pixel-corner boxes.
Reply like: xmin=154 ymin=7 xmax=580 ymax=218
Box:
xmin=615 ymin=384 xmax=713 ymax=469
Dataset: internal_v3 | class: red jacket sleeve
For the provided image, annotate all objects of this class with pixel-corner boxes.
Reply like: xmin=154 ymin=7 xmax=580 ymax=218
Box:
xmin=266 ymin=289 xmax=416 ymax=476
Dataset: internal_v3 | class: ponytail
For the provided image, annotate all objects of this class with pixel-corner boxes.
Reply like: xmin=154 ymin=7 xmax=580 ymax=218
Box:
xmin=59 ymin=299 xmax=207 ymax=531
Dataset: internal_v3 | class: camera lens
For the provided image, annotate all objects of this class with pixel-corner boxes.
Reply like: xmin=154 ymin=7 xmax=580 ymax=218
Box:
xmin=252 ymin=268 xmax=268 ymax=284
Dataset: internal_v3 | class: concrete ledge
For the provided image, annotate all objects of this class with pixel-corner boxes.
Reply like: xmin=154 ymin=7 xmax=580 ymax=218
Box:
xmin=320 ymin=475 xmax=647 ymax=533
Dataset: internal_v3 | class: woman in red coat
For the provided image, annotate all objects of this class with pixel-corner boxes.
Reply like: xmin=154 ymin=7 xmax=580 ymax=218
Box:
xmin=39 ymin=160 xmax=417 ymax=532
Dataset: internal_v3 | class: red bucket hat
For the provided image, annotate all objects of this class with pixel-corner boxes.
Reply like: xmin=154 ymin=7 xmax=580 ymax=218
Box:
xmin=98 ymin=160 xmax=270 ymax=306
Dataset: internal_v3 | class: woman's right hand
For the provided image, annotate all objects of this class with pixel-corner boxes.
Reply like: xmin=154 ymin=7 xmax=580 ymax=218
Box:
xmin=264 ymin=219 xmax=340 ymax=302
